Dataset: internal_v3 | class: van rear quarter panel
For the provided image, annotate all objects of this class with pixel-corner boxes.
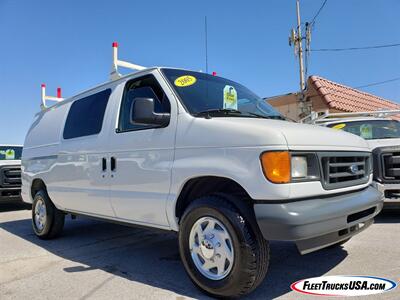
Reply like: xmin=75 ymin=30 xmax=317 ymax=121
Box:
xmin=22 ymin=103 xmax=71 ymax=203
xmin=22 ymin=81 xmax=120 ymax=208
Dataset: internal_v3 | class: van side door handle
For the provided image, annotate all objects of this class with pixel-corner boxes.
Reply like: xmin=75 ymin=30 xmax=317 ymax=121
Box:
xmin=102 ymin=157 xmax=107 ymax=171
xmin=111 ymin=157 xmax=116 ymax=171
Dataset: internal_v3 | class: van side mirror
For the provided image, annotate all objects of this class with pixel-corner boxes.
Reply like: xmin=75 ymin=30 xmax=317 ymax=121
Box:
xmin=130 ymin=97 xmax=170 ymax=127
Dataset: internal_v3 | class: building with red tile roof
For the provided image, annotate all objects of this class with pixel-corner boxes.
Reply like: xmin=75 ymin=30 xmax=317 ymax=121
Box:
xmin=266 ymin=75 xmax=400 ymax=121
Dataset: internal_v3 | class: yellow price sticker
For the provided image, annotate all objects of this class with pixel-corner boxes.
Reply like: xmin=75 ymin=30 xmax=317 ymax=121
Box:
xmin=332 ymin=123 xmax=346 ymax=130
xmin=174 ymin=75 xmax=197 ymax=87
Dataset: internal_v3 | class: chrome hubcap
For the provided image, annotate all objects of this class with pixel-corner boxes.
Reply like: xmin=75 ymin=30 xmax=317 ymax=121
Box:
xmin=189 ymin=216 xmax=234 ymax=280
xmin=34 ymin=198 xmax=47 ymax=231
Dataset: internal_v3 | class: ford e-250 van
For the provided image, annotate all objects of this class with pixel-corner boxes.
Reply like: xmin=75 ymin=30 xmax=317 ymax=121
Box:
xmin=21 ymin=44 xmax=383 ymax=298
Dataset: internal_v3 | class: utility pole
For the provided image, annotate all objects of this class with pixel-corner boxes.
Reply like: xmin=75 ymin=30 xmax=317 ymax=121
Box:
xmin=289 ymin=0 xmax=312 ymax=118
xmin=296 ymin=0 xmax=305 ymax=91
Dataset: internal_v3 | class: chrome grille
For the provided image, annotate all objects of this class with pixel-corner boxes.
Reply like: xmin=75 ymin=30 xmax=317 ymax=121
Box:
xmin=382 ymin=152 xmax=400 ymax=181
xmin=0 ymin=166 xmax=21 ymax=187
xmin=319 ymin=152 xmax=370 ymax=190
xmin=372 ymin=146 xmax=400 ymax=184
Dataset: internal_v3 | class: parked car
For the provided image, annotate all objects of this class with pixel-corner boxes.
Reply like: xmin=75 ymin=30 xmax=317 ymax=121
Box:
xmin=305 ymin=110 xmax=400 ymax=209
xmin=21 ymin=44 xmax=383 ymax=298
xmin=0 ymin=144 xmax=23 ymax=204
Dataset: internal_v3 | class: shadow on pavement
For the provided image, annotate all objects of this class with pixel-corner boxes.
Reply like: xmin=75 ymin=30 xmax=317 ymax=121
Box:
xmin=0 ymin=215 xmax=349 ymax=299
xmin=0 ymin=202 xmax=31 ymax=212
xmin=375 ymin=209 xmax=399 ymax=224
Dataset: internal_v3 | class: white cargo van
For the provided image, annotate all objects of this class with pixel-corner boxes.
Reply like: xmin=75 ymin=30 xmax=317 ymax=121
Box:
xmin=21 ymin=44 xmax=383 ymax=297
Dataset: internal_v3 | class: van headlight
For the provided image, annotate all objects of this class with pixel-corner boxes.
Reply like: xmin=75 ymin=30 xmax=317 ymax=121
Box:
xmin=260 ymin=152 xmax=320 ymax=183
xmin=291 ymin=156 xmax=307 ymax=178
xmin=291 ymin=153 xmax=320 ymax=181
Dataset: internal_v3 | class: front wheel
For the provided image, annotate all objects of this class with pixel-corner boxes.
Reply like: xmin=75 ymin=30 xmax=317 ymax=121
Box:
xmin=32 ymin=190 xmax=65 ymax=239
xmin=178 ymin=195 xmax=269 ymax=298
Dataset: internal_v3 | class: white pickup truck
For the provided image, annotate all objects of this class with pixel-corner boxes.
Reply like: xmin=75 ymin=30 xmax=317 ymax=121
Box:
xmin=0 ymin=145 xmax=23 ymax=204
xmin=305 ymin=111 xmax=400 ymax=209
xmin=21 ymin=44 xmax=383 ymax=298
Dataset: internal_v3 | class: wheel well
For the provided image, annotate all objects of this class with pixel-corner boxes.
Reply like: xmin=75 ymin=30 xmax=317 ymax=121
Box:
xmin=31 ymin=179 xmax=47 ymax=199
xmin=175 ymin=176 xmax=253 ymax=221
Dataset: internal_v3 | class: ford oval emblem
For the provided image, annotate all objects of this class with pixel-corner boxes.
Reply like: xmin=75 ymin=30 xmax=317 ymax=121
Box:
xmin=349 ymin=164 xmax=359 ymax=174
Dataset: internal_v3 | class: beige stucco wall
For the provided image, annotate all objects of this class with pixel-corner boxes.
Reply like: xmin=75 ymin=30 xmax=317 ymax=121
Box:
xmin=267 ymin=94 xmax=299 ymax=121
xmin=267 ymin=83 xmax=343 ymax=121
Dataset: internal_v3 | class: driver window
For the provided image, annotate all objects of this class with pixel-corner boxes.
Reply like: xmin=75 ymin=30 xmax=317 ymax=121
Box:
xmin=118 ymin=75 xmax=170 ymax=132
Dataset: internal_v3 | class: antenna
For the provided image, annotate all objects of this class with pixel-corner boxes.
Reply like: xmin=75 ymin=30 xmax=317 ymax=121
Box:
xmin=41 ymin=84 xmax=64 ymax=110
xmin=110 ymin=42 xmax=146 ymax=80
xmin=205 ymin=16 xmax=208 ymax=74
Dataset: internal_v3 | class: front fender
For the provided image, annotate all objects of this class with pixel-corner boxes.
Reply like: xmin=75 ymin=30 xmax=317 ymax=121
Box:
xmin=166 ymin=146 xmax=291 ymax=230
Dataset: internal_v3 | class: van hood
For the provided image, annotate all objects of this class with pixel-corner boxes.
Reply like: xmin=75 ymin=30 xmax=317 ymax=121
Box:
xmin=177 ymin=116 xmax=370 ymax=151
xmin=279 ymin=121 xmax=370 ymax=151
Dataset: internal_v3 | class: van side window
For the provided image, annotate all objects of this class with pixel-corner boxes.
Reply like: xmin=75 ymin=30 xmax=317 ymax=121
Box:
xmin=63 ymin=89 xmax=111 ymax=139
xmin=118 ymin=75 xmax=170 ymax=132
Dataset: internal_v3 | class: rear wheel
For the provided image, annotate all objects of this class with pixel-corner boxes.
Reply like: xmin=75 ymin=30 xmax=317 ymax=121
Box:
xmin=32 ymin=190 xmax=65 ymax=239
xmin=178 ymin=194 xmax=269 ymax=298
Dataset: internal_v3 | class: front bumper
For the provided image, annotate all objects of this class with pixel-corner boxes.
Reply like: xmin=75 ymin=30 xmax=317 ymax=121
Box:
xmin=254 ymin=186 xmax=383 ymax=254
xmin=0 ymin=187 xmax=22 ymax=204
xmin=372 ymin=181 xmax=400 ymax=209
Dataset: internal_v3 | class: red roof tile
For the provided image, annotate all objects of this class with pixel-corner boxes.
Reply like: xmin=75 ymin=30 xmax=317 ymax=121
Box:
xmin=308 ymin=75 xmax=400 ymax=112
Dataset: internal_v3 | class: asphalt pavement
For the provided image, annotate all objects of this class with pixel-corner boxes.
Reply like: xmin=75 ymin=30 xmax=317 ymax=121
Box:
xmin=0 ymin=203 xmax=399 ymax=300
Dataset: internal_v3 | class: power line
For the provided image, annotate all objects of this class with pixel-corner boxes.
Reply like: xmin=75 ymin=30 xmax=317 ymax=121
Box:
xmin=311 ymin=43 xmax=400 ymax=52
xmin=310 ymin=0 xmax=328 ymax=25
xmin=304 ymin=0 xmax=329 ymax=91
xmin=354 ymin=77 xmax=400 ymax=89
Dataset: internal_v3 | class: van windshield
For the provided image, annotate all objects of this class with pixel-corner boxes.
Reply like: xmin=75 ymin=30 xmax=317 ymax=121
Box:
xmin=327 ymin=119 xmax=400 ymax=140
xmin=161 ymin=68 xmax=283 ymax=119
xmin=0 ymin=146 xmax=22 ymax=160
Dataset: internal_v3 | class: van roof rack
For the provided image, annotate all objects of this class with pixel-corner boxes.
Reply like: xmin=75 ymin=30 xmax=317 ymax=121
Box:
xmin=40 ymin=42 xmax=147 ymax=110
xmin=41 ymin=84 xmax=64 ymax=110
xmin=300 ymin=110 xmax=400 ymax=124
xmin=110 ymin=42 xmax=146 ymax=80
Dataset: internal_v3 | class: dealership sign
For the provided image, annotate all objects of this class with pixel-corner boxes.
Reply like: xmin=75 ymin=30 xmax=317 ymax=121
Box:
xmin=291 ymin=276 xmax=397 ymax=297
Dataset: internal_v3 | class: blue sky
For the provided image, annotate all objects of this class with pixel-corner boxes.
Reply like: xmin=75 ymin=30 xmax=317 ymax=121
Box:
xmin=0 ymin=0 xmax=399 ymax=144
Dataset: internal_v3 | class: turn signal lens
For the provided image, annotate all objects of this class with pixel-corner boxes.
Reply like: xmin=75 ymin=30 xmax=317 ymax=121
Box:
xmin=260 ymin=151 xmax=291 ymax=183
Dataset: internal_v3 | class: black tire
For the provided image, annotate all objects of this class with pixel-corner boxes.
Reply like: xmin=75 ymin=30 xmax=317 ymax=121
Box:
xmin=178 ymin=194 xmax=269 ymax=298
xmin=328 ymin=237 xmax=351 ymax=248
xmin=32 ymin=190 xmax=65 ymax=239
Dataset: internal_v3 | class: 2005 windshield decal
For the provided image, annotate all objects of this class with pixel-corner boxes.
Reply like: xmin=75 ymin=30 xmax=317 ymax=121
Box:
xmin=291 ymin=276 xmax=397 ymax=297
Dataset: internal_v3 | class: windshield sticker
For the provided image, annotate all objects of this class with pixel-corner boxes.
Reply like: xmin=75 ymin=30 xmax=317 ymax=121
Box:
xmin=332 ymin=123 xmax=346 ymax=130
xmin=0 ymin=149 xmax=16 ymax=160
xmin=360 ymin=124 xmax=373 ymax=139
xmin=223 ymin=85 xmax=238 ymax=110
xmin=174 ymin=75 xmax=197 ymax=87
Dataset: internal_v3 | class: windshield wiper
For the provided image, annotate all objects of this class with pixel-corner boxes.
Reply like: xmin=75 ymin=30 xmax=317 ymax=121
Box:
xmin=243 ymin=112 xmax=286 ymax=120
xmin=195 ymin=109 xmax=243 ymax=118
xmin=195 ymin=108 xmax=286 ymax=120
xmin=376 ymin=136 xmax=400 ymax=139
